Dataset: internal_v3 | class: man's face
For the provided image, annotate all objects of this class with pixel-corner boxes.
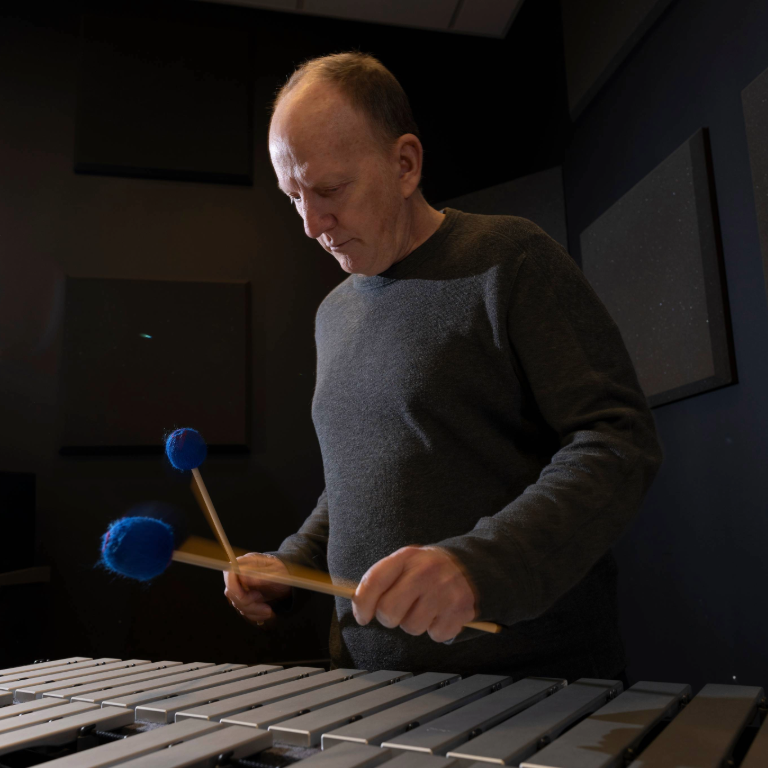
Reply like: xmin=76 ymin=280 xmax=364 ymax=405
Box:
xmin=269 ymin=81 xmax=410 ymax=276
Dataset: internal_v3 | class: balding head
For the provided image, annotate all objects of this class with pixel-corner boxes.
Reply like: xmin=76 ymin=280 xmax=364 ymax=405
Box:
xmin=268 ymin=53 xmax=444 ymax=276
xmin=269 ymin=78 xmax=386 ymax=183
xmin=270 ymin=52 xmax=421 ymax=155
xmin=270 ymin=76 xmax=438 ymax=275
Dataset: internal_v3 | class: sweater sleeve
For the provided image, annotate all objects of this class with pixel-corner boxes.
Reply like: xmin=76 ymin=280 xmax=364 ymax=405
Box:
xmin=272 ymin=487 xmax=330 ymax=573
xmin=260 ymin=488 xmax=330 ymax=615
xmin=437 ymin=228 xmax=663 ymax=628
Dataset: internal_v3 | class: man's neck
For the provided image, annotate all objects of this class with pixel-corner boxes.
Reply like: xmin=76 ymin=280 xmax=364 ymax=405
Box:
xmin=395 ymin=196 xmax=446 ymax=264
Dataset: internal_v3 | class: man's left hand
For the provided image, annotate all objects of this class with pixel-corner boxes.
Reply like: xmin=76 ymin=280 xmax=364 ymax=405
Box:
xmin=352 ymin=546 xmax=477 ymax=643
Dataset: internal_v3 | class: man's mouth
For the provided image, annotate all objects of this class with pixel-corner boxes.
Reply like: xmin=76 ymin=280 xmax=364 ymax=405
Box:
xmin=329 ymin=239 xmax=351 ymax=250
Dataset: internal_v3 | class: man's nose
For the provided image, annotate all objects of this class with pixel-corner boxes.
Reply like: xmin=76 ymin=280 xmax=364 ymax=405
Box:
xmin=302 ymin=198 xmax=334 ymax=240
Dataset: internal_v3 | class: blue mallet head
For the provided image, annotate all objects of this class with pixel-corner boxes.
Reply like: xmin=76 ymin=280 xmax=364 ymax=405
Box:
xmin=165 ymin=427 xmax=207 ymax=471
xmin=100 ymin=516 xmax=175 ymax=581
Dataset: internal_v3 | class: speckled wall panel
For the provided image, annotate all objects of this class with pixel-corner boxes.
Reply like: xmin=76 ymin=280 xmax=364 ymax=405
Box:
xmin=438 ymin=166 xmax=568 ymax=248
xmin=580 ymin=128 xmax=734 ymax=407
xmin=743 ymin=65 xmax=768 ymax=306
xmin=561 ymin=0 xmax=675 ymax=120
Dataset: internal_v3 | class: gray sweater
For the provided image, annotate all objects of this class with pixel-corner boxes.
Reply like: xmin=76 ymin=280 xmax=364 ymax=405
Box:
xmin=276 ymin=207 xmax=662 ymax=681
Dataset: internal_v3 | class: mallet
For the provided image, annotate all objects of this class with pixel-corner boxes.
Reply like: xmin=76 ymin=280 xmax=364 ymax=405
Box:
xmin=99 ymin=516 xmax=502 ymax=635
xmin=165 ymin=428 xmax=239 ymax=569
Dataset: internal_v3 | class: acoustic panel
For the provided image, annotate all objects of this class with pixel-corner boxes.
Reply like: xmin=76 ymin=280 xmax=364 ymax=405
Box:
xmin=451 ymin=0 xmax=525 ymax=37
xmin=438 ymin=166 xmax=568 ymax=248
xmin=75 ymin=14 xmax=252 ymax=185
xmin=580 ymin=128 xmax=734 ymax=407
xmin=303 ymin=0 xmax=457 ymax=30
xmin=743 ymin=65 xmax=768 ymax=306
xmin=561 ymin=0 xmax=675 ymax=120
xmin=59 ymin=278 xmax=250 ymax=454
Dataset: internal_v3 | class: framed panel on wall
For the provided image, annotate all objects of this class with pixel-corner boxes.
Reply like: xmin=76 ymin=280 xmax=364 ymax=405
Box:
xmin=75 ymin=13 xmax=253 ymax=185
xmin=580 ymin=128 xmax=735 ymax=407
xmin=59 ymin=278 xmax=250 ymax=454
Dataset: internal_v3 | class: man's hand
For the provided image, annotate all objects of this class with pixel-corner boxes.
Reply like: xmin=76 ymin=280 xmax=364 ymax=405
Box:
xmin=352 ymin=546 xmax=477 ymax=643
xmin=223 ymin=553 xmax=292 ymax=624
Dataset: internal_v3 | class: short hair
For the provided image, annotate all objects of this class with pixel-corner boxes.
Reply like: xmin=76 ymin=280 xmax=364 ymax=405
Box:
xmin=270 ymin=52 xmax=421 ymax=151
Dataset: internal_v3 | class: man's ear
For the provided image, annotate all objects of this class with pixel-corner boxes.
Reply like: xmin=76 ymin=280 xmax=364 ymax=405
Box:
xmin=397 ymin=133 xmax=423 ymax=199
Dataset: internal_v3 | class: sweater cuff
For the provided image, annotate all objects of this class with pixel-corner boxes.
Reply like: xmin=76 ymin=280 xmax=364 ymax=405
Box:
xmin=433 ymin=535 xmax=535 ymax=627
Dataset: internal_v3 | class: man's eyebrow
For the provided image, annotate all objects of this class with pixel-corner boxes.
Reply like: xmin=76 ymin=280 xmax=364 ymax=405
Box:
xmin=277 ymin=176 xmax=354 ymax=193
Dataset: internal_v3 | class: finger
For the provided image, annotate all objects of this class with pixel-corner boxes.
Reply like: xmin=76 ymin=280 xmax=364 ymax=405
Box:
xmin=427 ymin=607 xmax=472 ymax=644
xmin=242 ymin=604 xmax=274 ymax=622
xmin=232 ymin=570 xmax=249 ymax=593
xmin=374 ymin=568 xmax=426 ymax=628
xmin=226 ymin=588 xmax=264 ymax=610
xmin=224 ymin=571 xmax=246 ymax=601
xmin=399 ymin=596 xmax=439 ymax=637
xmin=353 ymin=549 xmax=411 ymax=625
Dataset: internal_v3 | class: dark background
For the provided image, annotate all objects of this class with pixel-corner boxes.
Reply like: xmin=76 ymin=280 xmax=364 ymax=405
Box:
xmin=1 ymin=0 xmax=766 ymax=692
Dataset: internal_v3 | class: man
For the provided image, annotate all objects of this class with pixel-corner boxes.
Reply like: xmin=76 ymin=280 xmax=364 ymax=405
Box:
xmin=224 ymin=52 xmax=663 ymax=681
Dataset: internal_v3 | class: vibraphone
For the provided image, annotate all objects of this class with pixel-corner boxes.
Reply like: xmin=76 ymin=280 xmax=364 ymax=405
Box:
xmin=0 ymin=656 xmax=766 ymax=768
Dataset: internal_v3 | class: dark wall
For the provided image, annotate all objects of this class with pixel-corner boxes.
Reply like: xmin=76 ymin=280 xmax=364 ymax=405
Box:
xmin=563 ymin=0 xmax=768 ymax=691
xmin=0 ymin=0 xmax=568 ymax=665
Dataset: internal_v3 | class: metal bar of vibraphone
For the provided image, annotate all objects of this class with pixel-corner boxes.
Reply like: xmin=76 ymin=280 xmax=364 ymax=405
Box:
xmin=41 ymin=719 xmax=222 ymax=768
xmin=135 ymin=666 xmax=319 ymax=723
xmin=623 ymin=683 xmax=764 ymax=768
xmin=0 ymin=705 xmax=134 ymax=757
xmin=16 ymin=661 xmax=180 ymax=701
xmin=382 ymin=676 xmax=569 ymax=756
xmin=284 ymin=743 xmax=461 ymax=767
xmin=223 ymin=670 xmax=413 ymax=730
xmin=322 ymin=674 xmax=509 ymax=749
xmin=270 ymin=672 xmax=460 ymax=746
xmin=102 ymin=665 xmax=277 ymax=711
xmin=0 ymin=697 xmax=69 ymax=721
xmin=12 ymin=660 xmax=152 ymax=702
xmin=445 ymin=678 xmax=624 ymax=766
xmin=43 ymin=662 xmax=201 ymax=700
xmin=176 ymin=668 xmax=367 ymax=723
xmin=386 ymin=754 xmax=461 ymax=768
xmin=75 ymin=663 xmax=246 ymax=706
xmin=511 ymin=680 xmax=690 ymax=768
xmin=0 ymin=658 xmax=91 ymax=677
xmin=0 ymin=658 xmax=121 ymax=690
xmin=112 ymin=724 xmax=272 ymax=768
xmin=285 ymin=741 xmax=394 ymax=768
xmin=0 ymin=701 xmax=96 ymax=736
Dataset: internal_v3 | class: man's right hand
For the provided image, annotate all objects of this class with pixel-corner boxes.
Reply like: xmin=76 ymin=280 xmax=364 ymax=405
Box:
xmin=223 ymin=553 xmax=292 ymax=624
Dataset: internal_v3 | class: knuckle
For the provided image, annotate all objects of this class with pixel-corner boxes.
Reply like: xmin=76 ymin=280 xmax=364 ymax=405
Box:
xmin=429 ymin=625 xmax=455 ymax=643
xmin=400 ymin=620 xmax=425 ymax=636
xmin=375 ymin=608 xmax=396 ymax=629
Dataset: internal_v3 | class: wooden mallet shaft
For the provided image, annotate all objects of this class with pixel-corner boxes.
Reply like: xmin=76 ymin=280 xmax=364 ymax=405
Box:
xmin=189 ymin=468 xmax=239 ymax=568
xmin=172 ymin=548 xmax=502 ymax=635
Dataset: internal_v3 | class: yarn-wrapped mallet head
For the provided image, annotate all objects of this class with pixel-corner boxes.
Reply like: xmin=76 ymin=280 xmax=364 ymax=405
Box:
xmin=100 ymin=516 xmax=176 ymax=582
xmin=165 ymin=427 xmax=207 ymax=471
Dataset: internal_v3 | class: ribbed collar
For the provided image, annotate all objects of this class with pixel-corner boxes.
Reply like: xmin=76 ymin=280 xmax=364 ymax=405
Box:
xmin=352 ymin=207 xmax=461 ymax=291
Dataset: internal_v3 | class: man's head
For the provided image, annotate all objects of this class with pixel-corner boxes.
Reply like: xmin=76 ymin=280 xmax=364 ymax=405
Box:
xmin=269 ymin=52 xmax=432 ymax=276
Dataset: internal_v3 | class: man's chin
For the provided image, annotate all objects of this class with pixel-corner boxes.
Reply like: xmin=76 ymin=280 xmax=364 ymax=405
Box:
xmin=333 ymin=253 xmax=369 ymax=275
